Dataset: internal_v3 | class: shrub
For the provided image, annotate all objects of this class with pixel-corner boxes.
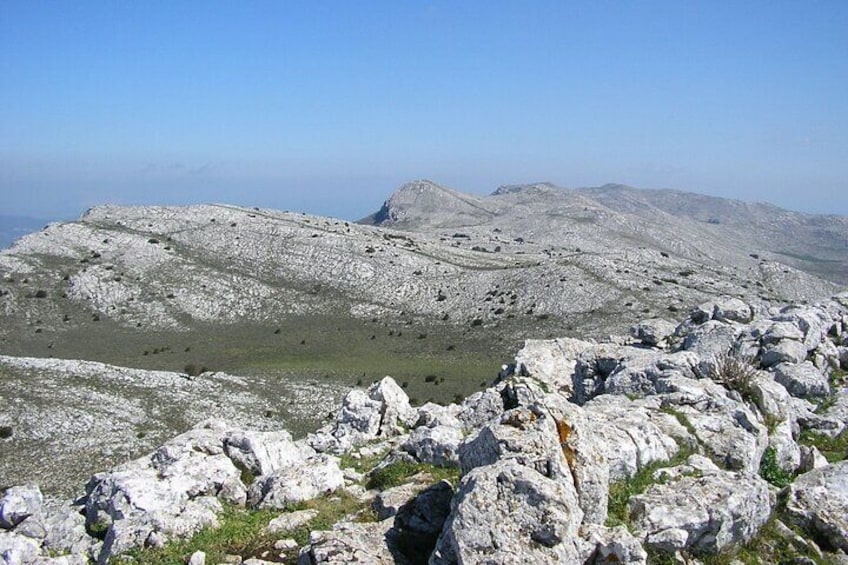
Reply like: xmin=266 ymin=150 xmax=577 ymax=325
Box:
xmin=706 ymin=352 xmax=758 ymax=401
xmin=33 ymin=289 xmax=48 ymax=298
xmin=758 ymin=446 xmax=793 ymax=487
xmin=0 ymin=426 xmax=12 ymax=439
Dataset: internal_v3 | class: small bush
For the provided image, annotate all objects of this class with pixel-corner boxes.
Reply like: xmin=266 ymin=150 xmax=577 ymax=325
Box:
xmin=33 ymin=289 xmax=48 ymax=298
xmin=0 ymin=426 xmax=12 ymax=439
xmin=758 ymin=446 xmax=793 ymax=487
xmin=706 ymin=352 xmax=758 ymax=401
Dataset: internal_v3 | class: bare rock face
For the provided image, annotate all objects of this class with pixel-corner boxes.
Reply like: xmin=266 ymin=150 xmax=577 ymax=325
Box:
xmin=246 ymin=455 xmax=344 ymax=509
xmin=430 ymin=459 xmax=584 ymax=564
xmin=784 ymin=461 xmax=848 ymax=553
xmin=0 ymin=486 xmax=42 ymax=531
xmin=629 ymin=456 xmax=771 ymax=555
xmin=297 ymin=518 xmax=408 ymax=564
xmin=308 ymin=377 xmax=417 ymax=454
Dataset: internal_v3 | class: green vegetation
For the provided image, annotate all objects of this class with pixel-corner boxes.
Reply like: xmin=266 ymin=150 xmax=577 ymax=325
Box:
xmin=115 ymin=492 xmax=365 ymax=565
xmin=606 ymin=442 xmax=694 ymax=529
xmin=366 ymin=461 xmax=460 ymax=491
xmin=798 ymin=429 xmax=848 ymax=463
xmin=706 ymin=352 xmax=759 ymax=402
xmin=758 ymin=447 xmax=793 ymax=488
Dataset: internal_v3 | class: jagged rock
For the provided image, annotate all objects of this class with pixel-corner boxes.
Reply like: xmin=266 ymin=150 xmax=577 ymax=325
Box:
xmin=394 ymin=480 xmax=453 ymax=539
xmin=431 ymin=458 xmax=583 ymax=564
xmin=0 ymin=530 xmax=41 ymax=565
xmin=247 ymin=455 xmax=344 ymax=509
xmin=514 ymin=337 xmax=593 ymax=393
xmin=660 ymin=377 xmax=768 ymax=473
xmin=798 ymin=445 xmax=830 ymax=473
xmin=402 ymin=425 xmax=463 ymax=467
xmin=749 ymin=373 xmax=796 ymax=424
xmin=413 ymin=403 xmax=462 ymax=429
xmin=769 ymin=420 xmax=802 ymax=473
xmin=579 ymin=524 xmax=647 ymax=565
xmin=367 ymin=377 xmax=418 ymax=436
xmin=631 ymin=318 xmax=678 ymax=347
xmin=572 ymin=344 xmax=657 ymax=404
xmin=821 ymin=389 xmax=848 ymax=428
xmin=772 ymin=362 xmax=830 ymax=398
xmin=224 ymin=430 xmax=311 ymax=477
xmin=602 ymin=351 xmax=700 ymax=399
xmin=762 ymin=339 xmax=809 ymax=367
xmin=307 ymin=377 xmax=415 ymax=453
xmin=629 ymin=457 xmax=771 ymax=555
xmin=373 ymin=482 xmax=428 ymax=521
xmin=456 ymin=388 xmax=505 ymax=431
xmin=680 ymin=321 xmax=742 ymax=362
xmin=41 ymin=504 xmax=96 ymax=557
xmin=81 ymin=420 xmax=247 ymax=563
xmin=266 ymin=509 xmax=319 ymax=535
xmin=188 ymin=550 xmax=206 ymax=565
xmin=581 ymin=396 xmax=684 ymax=480
xmin=691 ymin=297 xmax=754 ymax=325
xmin=458 ymin=405 xmax=571 ymax=481
xmin=297 ymin=518 xmax=408 ymax=564
xmin=783 ymin=461 xmax=848 ymax=553
xmin=0 ymin=486 xmax=42 ymax=531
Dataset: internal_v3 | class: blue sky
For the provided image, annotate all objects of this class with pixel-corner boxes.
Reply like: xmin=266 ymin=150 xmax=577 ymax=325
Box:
xmin=1 ymin=1 xmax=847 ymax=220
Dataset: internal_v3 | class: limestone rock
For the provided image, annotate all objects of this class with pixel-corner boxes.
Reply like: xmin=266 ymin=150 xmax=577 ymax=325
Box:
xmin=248 ymin=455 xmax=344 ymax=509
xmin=458 ymin=405 xmax=570 ymax=482
xmin=630 ymin=318 xmax=677 ymax=347
xmin=430 ymin=459 xmax=583 ymax=564
xmin=579 ymin=524 xmax=647 ymax=565
xmin=402 ymin=425 xmax=463 ymax=467
xmin=224 ymin=430 xmax=311 ymax=477
xmin=0 ymin=530 xmax=42 ymax=565
xmin=0 ymin=486 xmax=42 ymax=530
xmin=456 ymin=389 xmax=505 ymax=431
xmin=514 ymin=337 xmax=593 ymax=394
xmin=630 ymin=459 xmax=770 ymax=555
xmin=762 ymin=340 xmax=809 ymax=368
xmin=784 ymin=461 xmax=848 ymax=553
xmin=773 ymin=362 xmax=830 ymax=398
xmin=266 ymin=509 xmax=319 ymax=535
xmin=297 ymin=518 xmax=408 ymax=564
xmin=372 ymin=482 xmax=428 ymax=521
xmin=367 ymin=377 xmax=418 ymax=435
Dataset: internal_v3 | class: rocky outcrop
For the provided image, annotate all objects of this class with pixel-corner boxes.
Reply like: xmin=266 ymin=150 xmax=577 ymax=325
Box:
xmin=3 ymin=294 xmax=848 ymax=564
xmin=783 ymin=461 xmax=848 ymax=553
xmin=629 ymin=455 xmax=771 ymax=554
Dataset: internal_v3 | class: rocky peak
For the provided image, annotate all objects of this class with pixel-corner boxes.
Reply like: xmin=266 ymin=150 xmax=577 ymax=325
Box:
xmin=490 ymin=182 xmax=561 ymax=196
xmin=361 ymin=180 xmax=494 ymax=228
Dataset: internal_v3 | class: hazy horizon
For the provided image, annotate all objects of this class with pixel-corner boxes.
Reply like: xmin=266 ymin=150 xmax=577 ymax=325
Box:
xmin=2 ymin=2 xmax=846 ymax=220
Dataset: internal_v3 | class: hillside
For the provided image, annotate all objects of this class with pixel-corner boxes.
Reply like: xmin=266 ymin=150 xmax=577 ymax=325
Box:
xmin=2 ymin=293 xmax=848 ymax=564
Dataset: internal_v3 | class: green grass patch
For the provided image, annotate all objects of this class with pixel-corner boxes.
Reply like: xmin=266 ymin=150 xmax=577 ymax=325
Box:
xmin=606 ymin=442 xmax=694 ymax=529
xmin=758 ymin=446 xmax=793 ymax=488
xmin=366 ymin=461 xmax=460 ymax=491
xmin=114 ymin=491 xmax=366 ymax=565
xmin=696 ymin=515 xmax=832 ymax=565
xmin=798 ymin=429 xmax=848 ymax=463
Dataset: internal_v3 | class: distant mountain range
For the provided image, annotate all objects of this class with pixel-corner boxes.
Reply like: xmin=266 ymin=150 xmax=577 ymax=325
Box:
xmin=363 ymin=180 xmax=848 ymax=285
xmin=0 ymin=179 xmax=843 ymax=370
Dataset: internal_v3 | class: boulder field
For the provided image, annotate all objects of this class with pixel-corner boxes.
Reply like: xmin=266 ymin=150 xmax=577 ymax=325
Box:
xmin=2 ymin=293 xmax=848 ymax=564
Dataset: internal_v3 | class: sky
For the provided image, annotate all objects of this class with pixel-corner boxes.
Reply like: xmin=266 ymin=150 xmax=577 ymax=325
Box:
xmin=1 ymin=1 xmax=847 ymax=221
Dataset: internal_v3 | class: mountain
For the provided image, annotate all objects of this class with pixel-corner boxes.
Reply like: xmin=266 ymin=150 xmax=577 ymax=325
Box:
xmin=0 ymin=180 xmax=845 ymax=497
xmin=366 ymin=181 xmax=848 ymax=284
